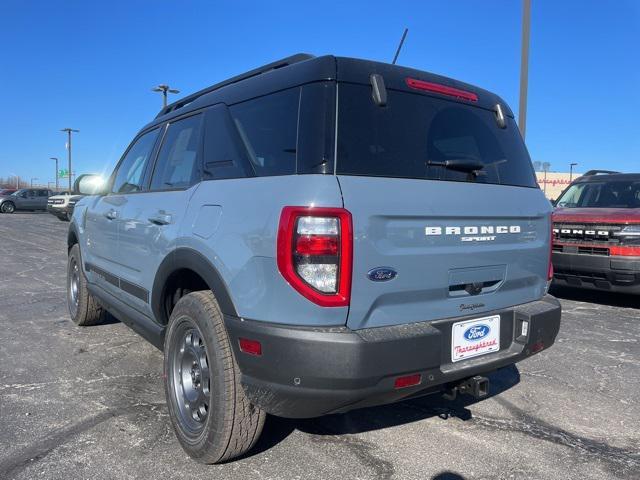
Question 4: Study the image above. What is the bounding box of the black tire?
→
[164,291,265,464]
[67,244,105,326]
[1,202,15,214]
[56,213,69,222]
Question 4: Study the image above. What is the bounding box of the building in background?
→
[535,171,581,200]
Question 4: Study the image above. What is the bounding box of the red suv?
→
[552,171,640,294]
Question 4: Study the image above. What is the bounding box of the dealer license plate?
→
[451,315,501,363]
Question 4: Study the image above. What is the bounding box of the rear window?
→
[556,180,640,208]
[336,84,537,188]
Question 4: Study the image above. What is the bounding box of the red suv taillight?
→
[548,222,554,281]
[277,206,352,307]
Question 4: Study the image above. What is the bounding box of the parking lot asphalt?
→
[0,212,638,480]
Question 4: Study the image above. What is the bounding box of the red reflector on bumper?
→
[239,338,262,356]
[531,341,544,353]
[394,373,422,389]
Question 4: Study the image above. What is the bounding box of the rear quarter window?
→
[229,88,300,177]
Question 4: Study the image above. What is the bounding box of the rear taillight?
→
[277,206,352,307]
[548,222,554,282]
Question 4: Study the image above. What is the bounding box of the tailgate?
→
[339,176,551,330]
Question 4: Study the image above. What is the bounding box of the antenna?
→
[392,28,409,65]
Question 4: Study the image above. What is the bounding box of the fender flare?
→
[152,248,238,324]
[67,222,80,250]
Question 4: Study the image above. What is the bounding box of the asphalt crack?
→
[305,422,396,479]
[0,402,165,479]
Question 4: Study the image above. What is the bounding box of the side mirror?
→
[74,174,107,195]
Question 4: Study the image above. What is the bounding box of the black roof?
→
[574,172,640,183]
[141,53,511,132]
[573,172,640,183]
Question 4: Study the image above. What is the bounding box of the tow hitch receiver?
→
[443,375,490,401]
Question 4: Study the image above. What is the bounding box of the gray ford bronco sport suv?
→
[67,54,561,463]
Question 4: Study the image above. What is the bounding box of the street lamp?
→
[569,162,578,182]
[30,177,38,187]
[518,0,531,138]
[152,84,180,108]
[61,128,79,192]
[50,157,59,191]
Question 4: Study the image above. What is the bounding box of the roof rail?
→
[583,169,620,176]
[156,53,315,118]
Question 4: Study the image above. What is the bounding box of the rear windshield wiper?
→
[426,158,485,173]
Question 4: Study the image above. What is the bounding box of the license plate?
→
[451,315,501,362]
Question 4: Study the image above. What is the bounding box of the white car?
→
[46,192,82,221]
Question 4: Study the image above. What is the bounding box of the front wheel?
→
[164,291,265,463]
[1,202,15,213]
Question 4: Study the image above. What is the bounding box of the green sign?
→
[58,169,69,178]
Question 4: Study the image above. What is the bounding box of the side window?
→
[297,82,336,175]
[112,129,159,193]
[150,115,203,190]
[229,88,299,176]
[202,105,252,180]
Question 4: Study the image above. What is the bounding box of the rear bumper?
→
[225,295,561,418]
[553,251,640,294]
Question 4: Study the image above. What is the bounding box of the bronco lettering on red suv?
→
[553,171,640,293]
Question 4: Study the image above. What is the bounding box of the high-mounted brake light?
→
[406,77,478,102]
[277,206,353,307]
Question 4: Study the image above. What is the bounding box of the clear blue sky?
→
[0,0,638,186]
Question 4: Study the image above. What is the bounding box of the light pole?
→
[61,128,79,192]
[50,157,59,191]
[152,84,180,108]
[569,162,578,182]
[518,0,531,138]
[30,177,38,187]
[542,162,551,195]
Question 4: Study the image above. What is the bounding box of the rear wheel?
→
[67,244,105,326]
[1,202,15,214]
[164,291,265,463]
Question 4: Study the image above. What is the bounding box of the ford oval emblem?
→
[463,324,490,342]
[367,267,397,282]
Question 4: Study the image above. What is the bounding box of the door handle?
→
[104,209,118,220]
[148,212,172,226]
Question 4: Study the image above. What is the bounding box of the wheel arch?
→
[67,224,79,249]
[152,248,238,326]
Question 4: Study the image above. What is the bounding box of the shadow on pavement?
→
[4,211,50,215]
[249,364,520,459]
[433,473,466,480]
[550,285,639,309]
